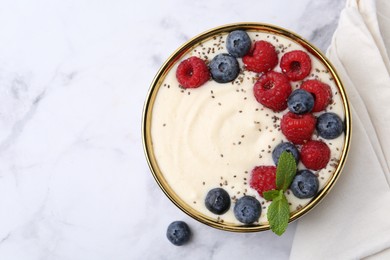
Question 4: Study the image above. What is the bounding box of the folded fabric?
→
[290,0,390,259]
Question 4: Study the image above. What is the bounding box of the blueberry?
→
[272,142,300,165]
[205,188,231,215]
[226,30,251,58]
[316,112,344,139]
[166,221,191,246]
[287,89,314,114]
[209,53,239,83]
[233,196,261,224]
[290,170,319,199]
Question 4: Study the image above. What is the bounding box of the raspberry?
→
[176,57,210,88]
[243,41,278,73]
[280,50,312,81]
[253,71,292,111]
[250,166,277,197]
[301,140,331,170]
[300,80,332,112]
[281,112,316,144]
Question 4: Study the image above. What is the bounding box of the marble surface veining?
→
[0,0,344,259]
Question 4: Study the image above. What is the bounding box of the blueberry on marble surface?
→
[209,53,239,83]
[166,221,191,246]
[205,188,231,215]
[233,196,261,224]
[316,112,344,139]
[272,142,300,165]
[287,89,315,114]
[290,170,319,199]
[226,30,251,57]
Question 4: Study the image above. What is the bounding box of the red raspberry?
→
[176,57,210,88]
[280,50,312,81]
[243,41,278,73]
[301,140,331,170]
[253,71,292,111]
[250,166,277,197]
[300,80,332,112]
[281,112,316,144]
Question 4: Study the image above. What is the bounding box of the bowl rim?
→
[142,22,352,232]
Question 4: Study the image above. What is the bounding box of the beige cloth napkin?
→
[290,0,390,259]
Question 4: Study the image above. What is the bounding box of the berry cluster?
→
[174,30,345,225]
[248,38,345,201]
[176,30,251,88]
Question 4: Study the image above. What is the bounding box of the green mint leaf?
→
[263,190,280,201]
[276,151,297,191]
[267,190,290,236]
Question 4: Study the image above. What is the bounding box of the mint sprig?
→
[263,190,280,201]
[266,151,297,236]
[276,152,297,191]
[267,190,290,236]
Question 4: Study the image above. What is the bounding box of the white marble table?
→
[0,0,345,259]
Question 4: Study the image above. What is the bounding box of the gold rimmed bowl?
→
[142,23,351,232]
